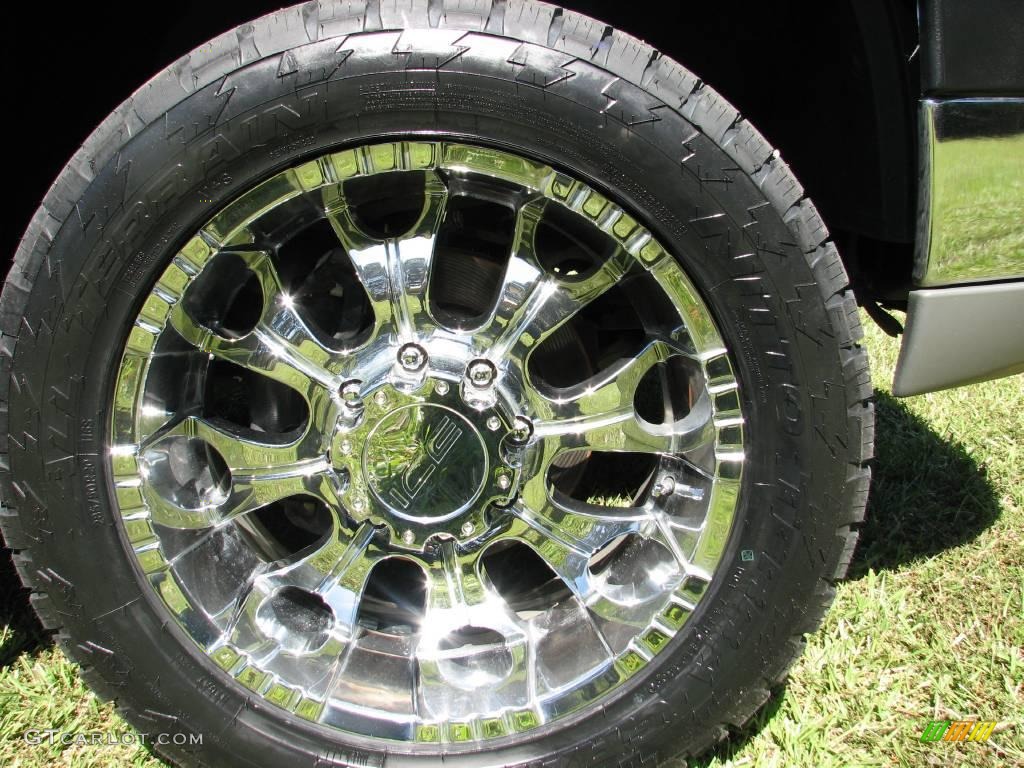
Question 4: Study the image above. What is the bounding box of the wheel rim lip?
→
[108,138,746,745]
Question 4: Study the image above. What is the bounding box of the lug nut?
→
[467,359,497,388]
[511,416,534,444]
[339,380,363,406]
[496,472,512,491]
[373,390,389,408]
[351,497,366,514]
[461,521,475,536]
[337,381,367,430]
[339,440,352,455]
[486,416,501,431]
[434,380,450,396]
[652,476,676,498]
[397,343,427,372]
[402,530,415,545]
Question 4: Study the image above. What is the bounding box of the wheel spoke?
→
[326,172,447,344]
[169,250,340,392]
[421,539,523,642]
[474,199,635,366]
[217,461,337,527]
[141,416,330,529]
[475,199,551,358]
[532,341,716,456]
[231,521,382,650]
[510,481,648,600]
[416,539,530,720]
[158,416,310,473]
[273,521,380,635]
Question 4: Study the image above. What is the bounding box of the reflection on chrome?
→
[916,97,1024,286]
[110,141,745,744]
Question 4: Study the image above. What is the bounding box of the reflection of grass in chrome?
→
[932,135,1024,281]
[587,494,634,508]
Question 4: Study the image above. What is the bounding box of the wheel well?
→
[6,1,921,306]
[569,0,919,304]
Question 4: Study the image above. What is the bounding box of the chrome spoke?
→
[140,416,328,529]
[215,462,337,528]
[474,198,551,358]
[229,521,381,653]
[510,477,649,599]
[151,415,311,473]
[417,539,530,721]
[533,341,716,457]
[421,539,524,642]
[169,250,340,392]
[327,172,448,345]
[475,198,635,365]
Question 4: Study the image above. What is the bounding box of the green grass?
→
[1,314,1021,766]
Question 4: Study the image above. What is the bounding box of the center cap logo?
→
[362,404,487,521]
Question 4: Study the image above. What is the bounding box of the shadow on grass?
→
[848,391,1002,579]
[0,531,47,668]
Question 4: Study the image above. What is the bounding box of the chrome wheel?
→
[110,141,744,744]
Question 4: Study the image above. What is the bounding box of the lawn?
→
[1,314,1021,767]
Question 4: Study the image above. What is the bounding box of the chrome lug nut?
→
[461,521,475,537]
[397,343,427,372]
[652,476,676,498]
[402,530,415,545]
[467,359,497,388]
[434,380,450,396]
[339,380,363,406]
[486,416,501,431]
[511,415,534,444]
[462,360,499,410]
[499,417,533,467]
[374,390,389,408]
[496,472,512,491]
[339,440,352,455]
[351,497,366,514]
[337,381,366,430]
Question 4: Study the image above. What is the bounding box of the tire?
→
[0,2,873,766]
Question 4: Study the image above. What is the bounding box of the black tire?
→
[0,2,873,766]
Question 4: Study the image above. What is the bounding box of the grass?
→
[1,314,1022,766]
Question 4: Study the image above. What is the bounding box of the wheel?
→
[0,2,873,766]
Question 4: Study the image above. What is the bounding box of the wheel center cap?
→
[362,404,488,522]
